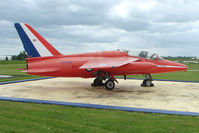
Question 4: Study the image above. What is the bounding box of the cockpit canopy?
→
[124,50,163,60]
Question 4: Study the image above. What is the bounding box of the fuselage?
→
[26,50,187,78]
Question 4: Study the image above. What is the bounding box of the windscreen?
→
[126,50,163,60]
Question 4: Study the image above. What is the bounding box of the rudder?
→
[14,23,62,57]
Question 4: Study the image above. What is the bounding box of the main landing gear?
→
[91,72,154,90]
[91,72,117,90]
[141,74,154,87]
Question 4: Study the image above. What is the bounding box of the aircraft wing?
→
[79,57,138,69]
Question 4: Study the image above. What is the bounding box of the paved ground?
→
[0,77,199,112]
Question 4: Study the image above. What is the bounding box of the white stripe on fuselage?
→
[157,65,186,68]
[20,23,52,57]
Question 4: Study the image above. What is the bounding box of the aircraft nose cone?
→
[156,60,187,73]
[167,60,187,71]
[172,61,188,71]
[181,63,188,71]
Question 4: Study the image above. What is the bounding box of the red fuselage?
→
[26,50,187,78]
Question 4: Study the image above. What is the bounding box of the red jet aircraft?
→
[14,23,187,90]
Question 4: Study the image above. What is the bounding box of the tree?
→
[5,56,8,61]
[11,51,28,60]
[11,55,17,60]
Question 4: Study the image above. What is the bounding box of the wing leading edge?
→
[79,57,138,69]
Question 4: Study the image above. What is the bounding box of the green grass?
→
[1,60,199,82]
[186,63,199,70]
[0,60,199,132]
[0,60,26,64]
[128,71,199,81]
[0,101,199,133]
[126,63,199,81]
[164,58,199,62]
[0,60,42,82]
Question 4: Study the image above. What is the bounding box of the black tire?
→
[151,83,154,87]
[145,79,152,87]
[91,78,99,87]
[141,79,154,87]
[105,80,115,90]
[141,83,145,87]
[91,83,97,87]
[94,78,100,85]
[141,79,147,87]
[91,78,104,87]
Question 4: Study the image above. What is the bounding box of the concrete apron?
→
[0,77,199,113]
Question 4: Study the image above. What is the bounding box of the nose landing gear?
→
[141,74,154,87]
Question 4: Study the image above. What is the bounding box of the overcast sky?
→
[0,0,199,56]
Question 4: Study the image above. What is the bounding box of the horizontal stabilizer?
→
[25,68,60,73]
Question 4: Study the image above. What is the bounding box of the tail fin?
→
[14,23,62,57]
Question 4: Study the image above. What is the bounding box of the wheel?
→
[141,79,147,87]
[141,83,145,87]
[151,83,154,87]
[94,78,100,85]
[91,77,104,87]
[145,79,151,87]
[105,79,115,90]
[141,79,154,87]
[91,78,99,87]
[91,83,97,87]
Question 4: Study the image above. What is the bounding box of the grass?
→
[125,63,199,81]
[0,60,42,82]
[128,71,199,81]
[0,60,199,82]
[0,60,199,132]
[0,60,26,64]
[0,101,199,133]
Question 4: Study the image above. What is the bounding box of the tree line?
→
[10,51,198,60]
[11,51,28,60]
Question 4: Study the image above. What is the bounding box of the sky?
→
[0,0,199,56]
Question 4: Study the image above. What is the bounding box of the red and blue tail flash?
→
[14,23,62,57]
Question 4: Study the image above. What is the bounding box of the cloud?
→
[0,0,198,56]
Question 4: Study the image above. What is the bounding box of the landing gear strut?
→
[141,74,154,87]
[91,71,116,90]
